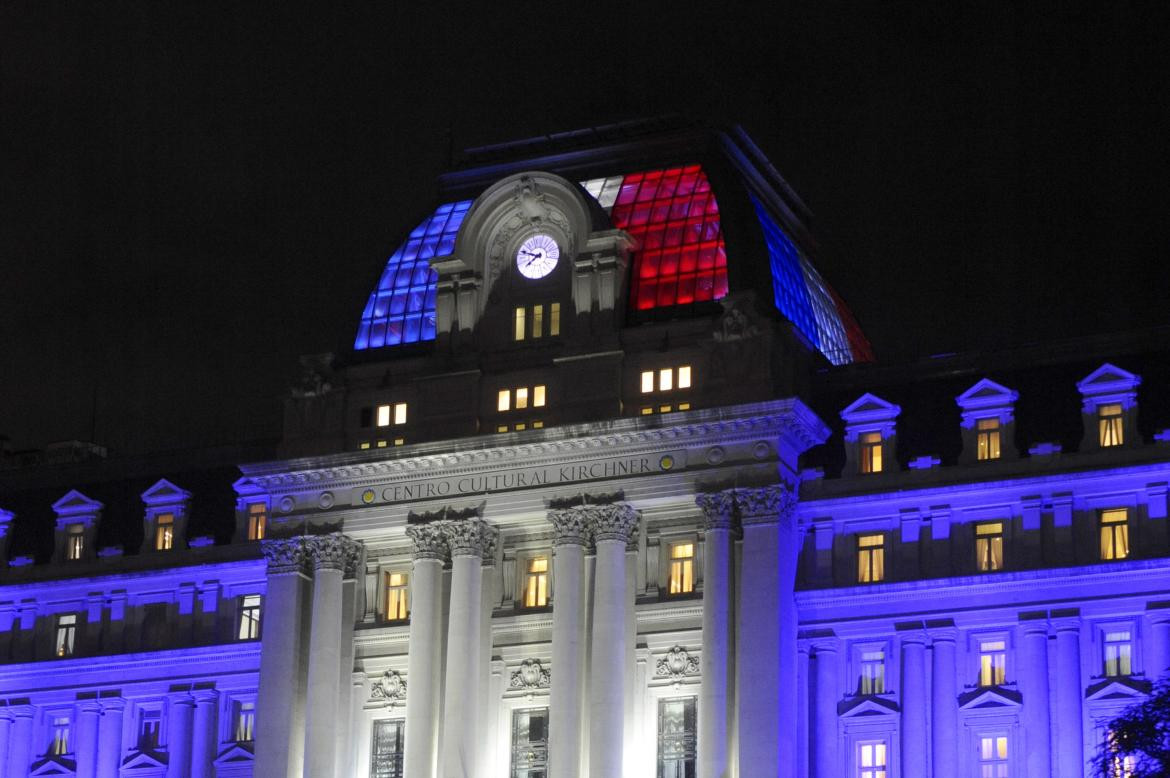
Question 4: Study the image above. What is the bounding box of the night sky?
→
[2,3,1169,456]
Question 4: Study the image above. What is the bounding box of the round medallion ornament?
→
[515,234,560,279]
[319,491,335,509]
[278,495,296,513]
[659,455,675,471]
[361,489,376,505]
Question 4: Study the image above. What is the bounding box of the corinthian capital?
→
[261,537,308,575]
[480,522,500,564]
[306,533,363,573]
[587,503,640,545]
[695,490,737,531]
[406,523,448,562]
[442,518,494,558]
[548,506,591,547]
[734,484,795,526]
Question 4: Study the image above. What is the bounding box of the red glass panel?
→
[612,166,729,311]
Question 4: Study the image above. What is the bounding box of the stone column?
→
[190,689,219,778]
[404,523,447,778]
[7,705,32,778]
[735,485,797,775]
[1146,612,1170,680]
[441,519,493,778]
[548,507,591,778]
[812,640,839,778]
[97,698,125,778]
[303,533,362,778]
[477,534,499,778]
[1052,618,1085,778]
[76,700,102,778]
[695,491,736,778]
[929,628,959,778]
[796,642,810,778]
[336,555,362,778]
[254,538,311,778]
[588,503,640,778]
[166,694,194,778]
[899,633,928,778]
[1017,619,1052,777]
[0,711,11,778]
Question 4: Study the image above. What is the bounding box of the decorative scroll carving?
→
[734,484,795,526]
[306,533,363,572]
[509,658,550,698]
[695,490,737,531]
[587,503,640,545]
[548,507,591,547]
[369,670,407,705]
[261,538,308,575]
[655,646,700,687]
[405,523,448,562]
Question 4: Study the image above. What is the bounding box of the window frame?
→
[859,431,883,474]
[370,717,406,778]
[855,738,889,778]
[975,521,1006,572]
[656,695,698,778]
[854,644,887,696]
[246,502,268,541]
[1098,402,1124,447]
[974,635,1009,688]
[975,417,1002,461]
[520,555,550,610]
[383,569,410,623]
[976,732,1010,778]
[666,540,696,597]
[856,533,885,584]
[55,613,78,658]
[65,523,85,561]
[154,512,175,551]
[509,706,549,778]
[1099,508,1130,561]
[237,594,262,641]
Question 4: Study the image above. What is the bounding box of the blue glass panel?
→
[800,259,854,366]
[750,194,820,348]
[354,199,473,350]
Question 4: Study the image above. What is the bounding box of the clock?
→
[515,234,560,280]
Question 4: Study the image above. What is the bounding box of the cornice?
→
[241,399,827,492]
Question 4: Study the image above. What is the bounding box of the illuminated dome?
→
[354,119,872,365]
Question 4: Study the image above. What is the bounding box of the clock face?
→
[515,234,560,280]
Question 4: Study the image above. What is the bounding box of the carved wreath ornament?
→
[369,670,407,706]
[655,646,700,688]
[509,658,551,699]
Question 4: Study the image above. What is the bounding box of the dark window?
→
[657,697,697,778]
[370,719,405,778]
[510,707,548,778]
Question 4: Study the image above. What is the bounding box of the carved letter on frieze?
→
[369,670,407,706]
[405,523,448,562]
[261,537,308,575]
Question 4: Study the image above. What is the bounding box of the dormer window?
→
[1098,403,1123,447]
[247,503,267,541]
[65,524,84,561]
[155,513,174,551]
[976,418,1001,460]
[514,303,561,341]
[859,432,883,474]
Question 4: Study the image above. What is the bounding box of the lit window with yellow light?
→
[385,571,409,622]
[857,534,884,583]
[514,307,526,341]
[975,522,1004,572]
[533,386,546,407]
[1104,630,1133,677]
[857,741,887,778]
[979,735,1008,776]
[979,640,1006,686]
[376,402,407,427]
[516,387,529,410]
[1099,403,1124,447]
[976,417,1001,460]
[859,432,883,474]
[155,513,174,551]
[532,305,544,338]
[523,556,549,608]
[668,542,695,595]
[549,302,561,336]
[1100,508,1129,560]
[247,503,267,541]
[66,524,84,561]
[859,650,885,694]
[498,390,511,412]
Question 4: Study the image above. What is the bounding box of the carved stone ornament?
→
[405,523,448,562]
[734,484,796,526]
[548,506,591,547]
[714,303,762,342]
[368,670,407,705]
[306,533,363,572]
[655,646,700,687]
[261,538,308,575]
[442,518,494,558]
[509,659,551,699]
[587,503,640,545]
[695,490,737,531]
[479,522,500,564]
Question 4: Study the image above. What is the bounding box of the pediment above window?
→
[955,378,1019,424]
[958,686,1023,710]
[140,478,192,507]
[120,750,167,771]
[841,393,901,424]
[838,695,900,717]
[1077,363,1141,397]
[51,489,103,520]
[1085,676,1151,701]
[29,756,76,776]
[214,743,255,764]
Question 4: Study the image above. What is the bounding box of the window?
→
[668,542,695,595]
[510,707,548,778]
[978,735,1009,778]
[640,366,693,394]
[385,572,409,622]
[155,513,174,551]
[523,557,549,609]
[1107,730,1137,778]
[247,503,267,541]
[859,650,885,694]
[376,402,408,427]
[859,432,882,474]
[1104,630,1133,677]
[55,614,77,657]
[657,697,697,778]
[498,386,547,414]
[238,595,262,640]
[979,640,1007,687]
[513,304,561,341]
[50,716,70,756]
[66,523,84,561]
[233,701,256,743]
[1101,509,1129,560]
[975,522,1004,572]
[137,709,161,749]
[857,534,884,583]
[976,417,1002,460]
[857,741,887,778]
[1098,403,1124,447]
[370,718,405,778]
